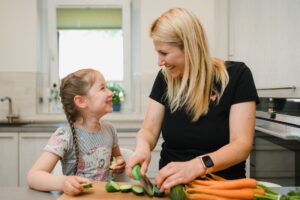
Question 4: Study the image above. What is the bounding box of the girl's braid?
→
[59,68,96,175]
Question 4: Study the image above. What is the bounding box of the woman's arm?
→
[126,98,165,176]
[209,101,256,172]
[27,151,89,195]
[155,101,256,191]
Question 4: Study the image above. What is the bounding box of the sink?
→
[0,122,29,127]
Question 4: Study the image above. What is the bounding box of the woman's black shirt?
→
[149,61,259,179]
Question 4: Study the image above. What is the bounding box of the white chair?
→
[114,147,135,182]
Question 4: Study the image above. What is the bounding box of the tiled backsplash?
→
[0,72,37,121]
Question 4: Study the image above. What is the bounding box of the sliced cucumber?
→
[131,164,142,180]
[132,185,144,196]
[120,184,132,193]
[105,180,120,192]
[153,185,165,197]
[81,183,93,189]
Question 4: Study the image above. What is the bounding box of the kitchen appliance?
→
[251,97,300,186]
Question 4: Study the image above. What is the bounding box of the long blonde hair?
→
[59,68,97,173]
[150,8,229,121]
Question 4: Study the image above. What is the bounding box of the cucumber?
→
[153,185,165,197]
[105,180,120,192]
[132,185,144,196]
[170,184,186,200]
[81,183,93,189]
[120,184,132,193]
[131,164,142,180]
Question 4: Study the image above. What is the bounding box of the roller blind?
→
[57,8,122,29]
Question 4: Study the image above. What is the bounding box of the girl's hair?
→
[150,7,229,121]
[59,68,97,173]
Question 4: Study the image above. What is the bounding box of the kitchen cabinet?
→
[19,132,52,186]
[0,132,18,186]
[216,0,300,97]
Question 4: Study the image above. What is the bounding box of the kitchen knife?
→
[140,174,154,197]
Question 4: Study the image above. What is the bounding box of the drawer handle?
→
[0,136,14,139]
[21,136,50,139]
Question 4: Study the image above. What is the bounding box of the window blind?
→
[56,8,122,29]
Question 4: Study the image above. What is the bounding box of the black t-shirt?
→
[149,61,259,179]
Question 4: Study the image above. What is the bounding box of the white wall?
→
[0,0,216,121]
[139,0,216,113]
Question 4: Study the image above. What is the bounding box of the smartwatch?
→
[199,155,214,174]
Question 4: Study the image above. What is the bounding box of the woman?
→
[126,8,259,191]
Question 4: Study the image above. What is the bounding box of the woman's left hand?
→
[155,158,205,191]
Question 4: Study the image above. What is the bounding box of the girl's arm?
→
[126,98,165,177]
[27,151,89,195]
[155,101,256,191]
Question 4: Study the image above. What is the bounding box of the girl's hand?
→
[125,147,151,178]
[155,158,205,192]
[112,156,126,174]
[62,176,90,196]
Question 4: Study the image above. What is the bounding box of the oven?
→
[250,97,300,186]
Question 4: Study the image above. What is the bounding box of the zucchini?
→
[119,184,132,193]
[132,185,144,196]
[170,184,186,200]
[131,164,142,180]
[81,183,93,189]
[105,180,120,192]
[153,185,165,197]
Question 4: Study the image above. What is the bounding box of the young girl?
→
[27,68,125,196]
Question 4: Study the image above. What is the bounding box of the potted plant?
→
[107,82,125,112]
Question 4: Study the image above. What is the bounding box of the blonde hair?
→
[59,68,97,173]
[150,8,229,121]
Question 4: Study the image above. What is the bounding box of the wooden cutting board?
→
[58,182,169,200]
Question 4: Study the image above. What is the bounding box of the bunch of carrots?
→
[184,175,279,200]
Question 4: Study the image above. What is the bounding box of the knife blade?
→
[140,174,154,197]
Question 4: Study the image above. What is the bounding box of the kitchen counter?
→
[0,187,60,200]
[0,120,141,133]
[0,186,298,200]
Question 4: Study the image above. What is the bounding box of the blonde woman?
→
[126,8,259,191]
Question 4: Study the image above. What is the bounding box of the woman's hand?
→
[112,156,126,174]
[62,176,90,196]
[125,147,151,178]
[155,158,205,192]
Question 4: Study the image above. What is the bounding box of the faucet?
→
[0,96,19,123]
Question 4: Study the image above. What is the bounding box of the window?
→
[37,0,132,113]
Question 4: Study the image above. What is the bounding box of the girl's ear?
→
[74,95,87,109]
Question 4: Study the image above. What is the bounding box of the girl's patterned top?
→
[44,121,118,181]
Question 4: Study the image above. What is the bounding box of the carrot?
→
[186,193,245,200]
[204,178,257,189]
[185,187,260,199]
[189,179,217,186]
[208,173,227,181]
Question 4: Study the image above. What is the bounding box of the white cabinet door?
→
[228,0,300,97]
[0,133,18,186]
[19,132,52,186]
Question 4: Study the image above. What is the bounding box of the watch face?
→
[202,155,214,168]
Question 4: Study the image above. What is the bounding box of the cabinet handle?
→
[21,136,50,139]
[257,86,296,91]
[0,136,14,139]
